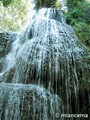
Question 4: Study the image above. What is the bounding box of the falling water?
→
[0,1,90,120]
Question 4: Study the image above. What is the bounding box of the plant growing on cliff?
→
[66,0,90,48]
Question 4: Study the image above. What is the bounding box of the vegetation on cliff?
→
[66,0,90,48]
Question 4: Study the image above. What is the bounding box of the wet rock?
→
[49,9,66,23]
[0,8,90,118]
[0,32,17,57]
[0,83,62,120]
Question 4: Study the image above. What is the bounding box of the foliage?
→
[66,0,90,48]
[34,0,61,9]
[74,22,90,46]
[66,0,83,25]
[0,0,31,32]
[82,2,90,24]
[0,0,12,7]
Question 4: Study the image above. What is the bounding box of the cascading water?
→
[0,1,90,120]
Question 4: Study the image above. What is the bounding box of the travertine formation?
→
[0,8,90,120]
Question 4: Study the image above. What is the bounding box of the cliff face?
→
[0,32,17,57]
[0,83,61,120]
[0,32,17,72]
[0,8,90,120]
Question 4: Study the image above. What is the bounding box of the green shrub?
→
[0,0,12,7]
[74,22,90,46]
[66,0,90,48]
[34,0,58,9]
[82,3,90,24]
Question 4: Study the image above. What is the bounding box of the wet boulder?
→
[0,83,62,120]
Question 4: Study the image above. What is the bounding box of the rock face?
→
[0,32,17,72]
[0,83,61,120]
[0,8,90,120]
[0,32,17,57]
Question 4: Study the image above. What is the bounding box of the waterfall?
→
[0,1,90,120]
